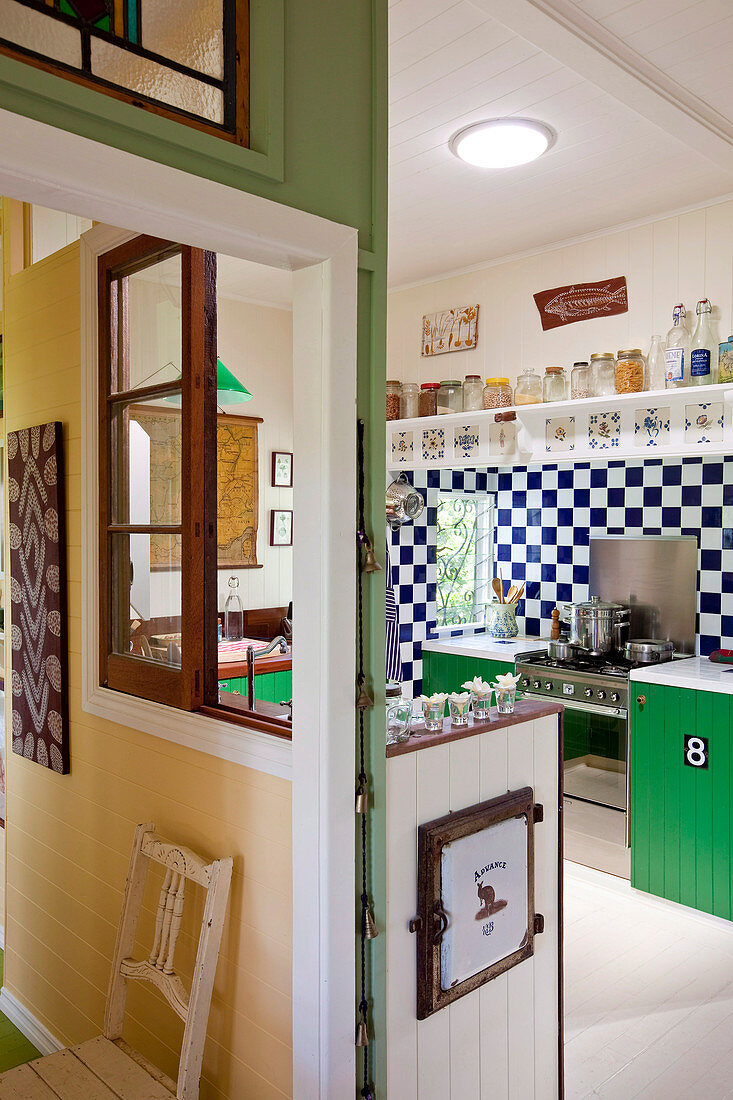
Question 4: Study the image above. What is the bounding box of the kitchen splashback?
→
[390,457,733,698]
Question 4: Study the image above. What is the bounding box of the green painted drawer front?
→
[631,683,733,921]
[422,649,513,696]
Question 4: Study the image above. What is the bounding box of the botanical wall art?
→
[270,510,293,547]
[533,276,628,331]
[8,422,69,774]
[422,305,479,357]
[129,407,261,569]
[271,451,293,487]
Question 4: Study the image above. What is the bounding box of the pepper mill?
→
[550,608,560,641]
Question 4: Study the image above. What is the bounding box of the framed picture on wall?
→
[412,787,540,1019]
[270,509,293,546]
[272,450,293,487]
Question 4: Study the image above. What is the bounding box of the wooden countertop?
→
[218,649,292,679]
[386,698,563,757]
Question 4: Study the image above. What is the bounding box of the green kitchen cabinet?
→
[631,683,733,921]
[422,649,514,696]
[220,671,293,705]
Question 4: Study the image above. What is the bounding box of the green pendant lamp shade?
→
[216,358,252,403]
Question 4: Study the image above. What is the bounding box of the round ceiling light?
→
[449,118,555,169]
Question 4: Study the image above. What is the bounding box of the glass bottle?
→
[542,366,569,402]
[399,382,419,418]
[462,374,484,411]
[224,576,243,641]
[690,299,716,386]
[386,379,401,420]
[570,361,591,399]
[514,367,542,405]
[665,304,690,388]
[645,336,666,391]
[437,379,463,413]
[386,681,411,745]
[590,352,616,396]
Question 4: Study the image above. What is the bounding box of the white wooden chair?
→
[0,822,233,1100]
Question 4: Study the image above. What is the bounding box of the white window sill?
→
[83,683,293,780]
[430,622,486,638]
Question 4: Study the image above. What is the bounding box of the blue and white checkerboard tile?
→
[391,457,733,700]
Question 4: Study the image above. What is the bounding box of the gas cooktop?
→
[518,650,638,678]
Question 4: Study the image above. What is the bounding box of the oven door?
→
[561,696,628,815]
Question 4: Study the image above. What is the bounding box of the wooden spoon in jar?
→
[505,585,519,604]
[492,576,504,603]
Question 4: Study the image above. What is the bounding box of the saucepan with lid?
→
[561,596,630,656]
[623,639,674,664]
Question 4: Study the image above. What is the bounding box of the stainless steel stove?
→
[516,649,649,879]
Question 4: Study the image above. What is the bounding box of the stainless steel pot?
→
[561,596,630,656]
[623,639,674,664]
[547,639,581,661]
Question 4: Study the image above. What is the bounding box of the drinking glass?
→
[422,699,445,732]
[448,696,471,727]
[495,686,516,714]
[472,693,493,721]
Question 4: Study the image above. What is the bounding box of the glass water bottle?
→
[665,304,690,388]
[690,299,716,386]
[224,576,244,641]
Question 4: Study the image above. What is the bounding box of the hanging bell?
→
[355,781,368,815]
[355,1010,369,1048]
[356,678,374,710]
[364,904,379,940]
[362,538,382,575]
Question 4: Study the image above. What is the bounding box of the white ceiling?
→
[388,0,733,287]
[216,253,293,309]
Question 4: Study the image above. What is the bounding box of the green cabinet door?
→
[631,683,733,921]
[422,649,514,696]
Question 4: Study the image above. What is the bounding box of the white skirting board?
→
[0,924,4,951]
[0,987,64,1056]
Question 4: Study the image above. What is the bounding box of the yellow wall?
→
[2,227,294,1099]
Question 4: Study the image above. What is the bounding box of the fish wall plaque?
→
[533,276,628,331]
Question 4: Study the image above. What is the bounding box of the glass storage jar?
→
[399,382,419,418]
[514,367,543,405]
[386,379,401,421]
[483,377,513,409]
[543,366,569,402]
[570,361,591,399]
[616,349,645,394]
[590,352,616,396]
[438,379,462,413]
[462,374,484,411]
[386,681,411,745]
[419,382,439,417]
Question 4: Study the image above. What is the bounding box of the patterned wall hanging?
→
[8,422,69,774]
[533,276,628,331]
[422,305,479,356]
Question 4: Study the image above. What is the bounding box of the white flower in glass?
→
[462,676,492,698]
[449,691,471,704]
[493,671,520,691]
[420,693,448,705]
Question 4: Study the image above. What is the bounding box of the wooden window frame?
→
[0,0,249,147]
[98,235,217,711]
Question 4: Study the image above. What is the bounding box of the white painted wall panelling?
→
[387,197,733,390]
[386,715,561,1098]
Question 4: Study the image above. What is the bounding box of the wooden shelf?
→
[387,381,733,471]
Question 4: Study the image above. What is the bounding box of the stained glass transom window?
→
[0,0,248,142]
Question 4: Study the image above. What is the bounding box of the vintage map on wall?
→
[130,408,260,569]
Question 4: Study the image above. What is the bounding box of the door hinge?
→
[533,803,544,823]
[534,913,545,935]
[408,916,422,934]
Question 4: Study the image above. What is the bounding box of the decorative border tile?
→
[685,402,724,444]
[453,423,481,460]
[545,416,575,453]
[588,411,621,450]
[391,430,414,463]
[421,427,445,461]
[489,420,517,457]
[634,407,670,448]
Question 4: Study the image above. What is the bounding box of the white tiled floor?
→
[565,862,733,1099]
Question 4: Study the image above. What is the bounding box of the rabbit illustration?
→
[476,880,495,919]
